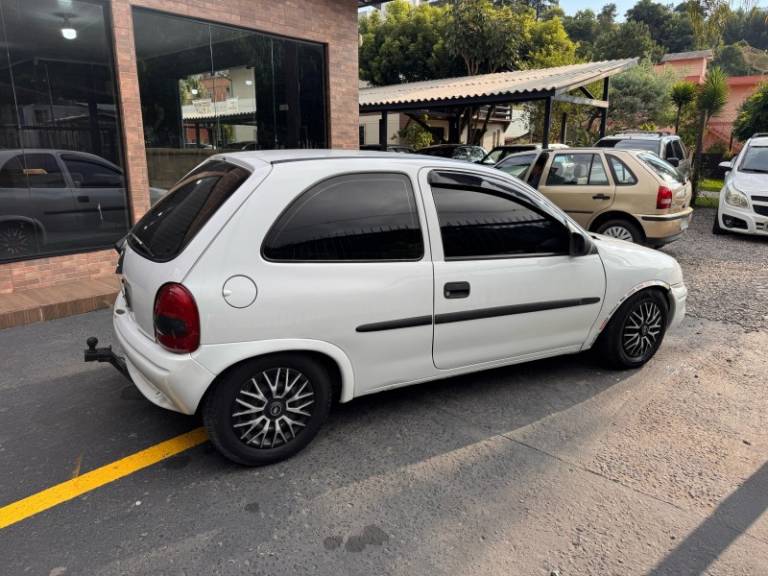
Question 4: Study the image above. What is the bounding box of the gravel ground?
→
[662,207,768,332]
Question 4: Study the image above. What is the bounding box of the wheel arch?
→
[0,215,47,244]
[193,339,355,414]
[588,211,646,242]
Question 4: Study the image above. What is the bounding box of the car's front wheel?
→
[595,289,669,369]
[594,218,644,244]
[0,221,36,259]
[203,354,332,466]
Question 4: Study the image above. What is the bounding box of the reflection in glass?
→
[0,0,128,262]
[133,9,327,192]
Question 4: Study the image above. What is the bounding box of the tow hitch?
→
[84,336,131,381]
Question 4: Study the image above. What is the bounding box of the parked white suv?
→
[714,133,768,236]
[87,151,687,466]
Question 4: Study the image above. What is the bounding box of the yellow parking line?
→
[0,427,208,530]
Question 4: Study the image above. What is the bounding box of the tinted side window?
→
[497,153,536,179]
[264,173,423,261]
[607,155,638,185]
[130,160,250,261]
[431,179,569,259]
[672,141,685,159]
[0,155,27,188]
[547,154,607,186]
[62,156,124,188]
[23,154,65,188]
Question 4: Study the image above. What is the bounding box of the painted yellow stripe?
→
[0,427,207,530]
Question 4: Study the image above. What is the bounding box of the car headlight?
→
[724,183,749,209]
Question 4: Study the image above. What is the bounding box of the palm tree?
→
[692,67,728,202]
[671,81,697,134]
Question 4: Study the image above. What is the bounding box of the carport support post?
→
[542,97,553,150]
[599,77,610,138]
[560,112,568,144]
[379,111,388,149]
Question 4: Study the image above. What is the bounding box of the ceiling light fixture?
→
[56,13,77,40]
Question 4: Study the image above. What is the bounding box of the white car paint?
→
[717,135,768,236]
[114,150,687,416]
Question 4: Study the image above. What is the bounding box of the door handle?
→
[444,281,470,299]
[592,193,610,200]
[77,195,90,203]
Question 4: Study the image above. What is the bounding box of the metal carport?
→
[359,59,638,149]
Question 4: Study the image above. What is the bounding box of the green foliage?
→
[562,9,600,59]
[593,20,664,62]
[446,0,534,75]
[607,63,675,129]
[696,66,729,118]
[723,7,768,51]
[398,118,434,149]
[524,17,577,68]
[671,80,697,132]
[733,82,768,142]
[712,43,754,76]
[625,0,695,54]
[359,0,461,86]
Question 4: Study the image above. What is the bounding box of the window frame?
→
[427,169,572,262]
[261,171,427,264]
[545,152,611,187]
[606,154,638,186]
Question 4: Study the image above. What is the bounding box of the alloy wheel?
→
[231,367,315,449]
[0,223,34,258]
[622,300,663,360]
[602,225,634,242]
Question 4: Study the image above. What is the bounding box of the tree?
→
[607,62,675,130]
[671,81,697,133]
[359,0,461,86]
[733,82,768,142]
[692,67,728,199]
[625,0,695,54]
[524,17,578,68]
[598,3,617,27]
[723,7,768,51]
[593,20,664,62]
[563,9,600,59]
[446,0,534,76]
[712,42,754,76]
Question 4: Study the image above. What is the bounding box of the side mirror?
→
[667,157,680,167]
[719,160,733,170]
[569,230,589,256]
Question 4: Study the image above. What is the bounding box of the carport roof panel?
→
[360,59,637,110]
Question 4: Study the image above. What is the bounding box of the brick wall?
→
[0,0,359,295]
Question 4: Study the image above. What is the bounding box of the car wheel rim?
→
[602,225,634,242]
[622,301,663,360]
[0,224,33,257]
[231,367,315,449]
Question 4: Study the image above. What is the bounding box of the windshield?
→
[496,153,537,178]
[739,146,768,173]
[610,139,661,153]
[638,152,685,184]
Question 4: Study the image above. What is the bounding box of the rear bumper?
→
[639,208,694,243]
[719,202,768,236]
[112,292,215,415]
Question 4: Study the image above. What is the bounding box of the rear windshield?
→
[638,152,685,184]
[128,160,250,262]
[602,139,660,153]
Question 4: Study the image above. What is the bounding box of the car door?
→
[60,153,130,244]
[420,168,606,370]
[537,152,615,228]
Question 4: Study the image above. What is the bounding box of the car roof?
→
[748,136,768,146]
[212,148,501,172]
[604,133,675,141]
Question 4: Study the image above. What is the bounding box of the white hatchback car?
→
[85,151,687,466]
[714,133,768,236]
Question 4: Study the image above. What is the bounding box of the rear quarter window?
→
[128,160,250,262]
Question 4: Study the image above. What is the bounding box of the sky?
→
[558,0,768,19]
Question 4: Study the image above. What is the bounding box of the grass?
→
[695,195,719,208]
[700,178,724,192]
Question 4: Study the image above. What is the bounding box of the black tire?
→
[203,354,332,466]
[594,290,669,370]
[712,210,726,235]
[0,221,36,259]
[594,218,644,244]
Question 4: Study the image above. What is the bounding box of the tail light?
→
[153,283,200,353]
[656,186,673,209]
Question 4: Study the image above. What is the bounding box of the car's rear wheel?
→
[595,290,669,369]
[595,218,644,244]
[203,354,332,466]
[0,221,36,259]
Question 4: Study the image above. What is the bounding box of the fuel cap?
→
[222,275,258,309]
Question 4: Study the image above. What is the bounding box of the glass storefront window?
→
[0,0,129,262]
[133,9,327,194]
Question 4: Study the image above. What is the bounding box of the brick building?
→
[0,0,361,298]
